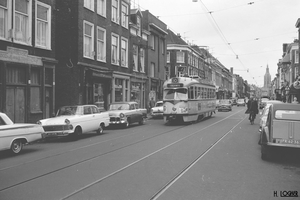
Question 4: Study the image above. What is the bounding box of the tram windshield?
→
[163,88,188,100]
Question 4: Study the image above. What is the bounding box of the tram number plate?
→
[277,139,300,145]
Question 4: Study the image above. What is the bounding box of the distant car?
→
[260,103,300,160]
[218,99,232,111]
[151,101,164,118]
[231,99,237,106]
[259,98,270,109]
[38,105,110,140]
[0,112,43,154]
[258,100,282,133]
[236,99,246,106]
[106,102,147,127]
[216,100,220,109]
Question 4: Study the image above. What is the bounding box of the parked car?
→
[236,99,246,106]
[258,100,282,133]
[231,99,237,106]
[260,103,300,160]
[38,105,110,140]
[106,102,147,127]
[259,97,270,109]
[218,99,232,111]
[150,101,164,118]
[0,112,44,154]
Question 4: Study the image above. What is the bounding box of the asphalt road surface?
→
[0,106,299,200]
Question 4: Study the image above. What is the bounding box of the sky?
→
[130,0,299,87]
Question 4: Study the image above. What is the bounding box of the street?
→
[0,106,300,200]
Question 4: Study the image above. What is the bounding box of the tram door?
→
[6,87,25,122]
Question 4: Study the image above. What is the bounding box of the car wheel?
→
[97,123,104,134]
[70,127,81,141]
[139,117,146,125]
[11,139,23,154]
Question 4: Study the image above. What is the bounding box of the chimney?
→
[230,67,233,74]
[177,33,181,38]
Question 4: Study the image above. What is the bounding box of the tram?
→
[163,76,216,123]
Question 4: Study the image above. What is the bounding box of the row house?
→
[55,1,168,112]
[166,29,206,80]
[0,0,57,123]
[277,40,299,102]
[55,0,131,112]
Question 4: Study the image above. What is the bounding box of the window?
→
[295,50,299,64]
[30,68,41,112]
[14,0,32,45]
[149,34,155,50]
[111,0,119,23]
[121,3,128,28]
[150,63,155,77]
[140,48,145,72]
[161,39,165,54]
[83,21,94,59]
[176,51,185,63]
[133,45,138,71]
[167,51,170,63]
[6,67,26,84]
[84,0,94,11]
[97,27,106,61]
[35,1,51,49]
[111,33,119,65]
[97,0,106,17]
[121,38,128,67]
[0,0,9,40]
[136,16,141,36]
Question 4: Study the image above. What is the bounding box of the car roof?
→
[110,102,137,104]
[271,103,300,111]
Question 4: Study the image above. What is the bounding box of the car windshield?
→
[109,104,130,110]
[275,110,300,121]
[155,102,163,107]
[163,88,188,100]
[57,106,80,116]
[220,100,230,104]
[0,114,14,125]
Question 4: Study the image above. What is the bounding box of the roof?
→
[272,103,300,111]
[166,29,188,45]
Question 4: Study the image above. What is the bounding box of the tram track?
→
[0,110,245,199]
[0,121,191,192]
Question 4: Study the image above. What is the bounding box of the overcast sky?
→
[131,0,299,87]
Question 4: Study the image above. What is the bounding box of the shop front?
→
[112,72,131,103]
[0,47,56,123]
[85,68,112,111]
[130,79,146,109]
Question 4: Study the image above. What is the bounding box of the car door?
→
[134,103,142,122]
[82,106,94,132]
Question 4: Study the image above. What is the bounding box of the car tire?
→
[139,117,146,125]
[97,123,104,134]
[70,127,81,141]
[11,139,23,154]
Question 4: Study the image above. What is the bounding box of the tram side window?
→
[196,87,201,99]
[189,86,195,99]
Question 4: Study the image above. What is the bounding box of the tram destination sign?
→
[167,83,184,88]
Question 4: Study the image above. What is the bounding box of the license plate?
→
[276,139,300,145]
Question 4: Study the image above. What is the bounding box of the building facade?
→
[0,0,57,123]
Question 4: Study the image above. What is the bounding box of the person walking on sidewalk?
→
[247,97,259,125]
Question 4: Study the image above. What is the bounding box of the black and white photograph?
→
[0,0,300,199]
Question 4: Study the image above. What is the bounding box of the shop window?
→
[6,67,26,84]
[115,78,123,102]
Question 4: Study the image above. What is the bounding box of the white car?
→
[38,105,110,140]
[151,101,164,118]
[0,112,44,154]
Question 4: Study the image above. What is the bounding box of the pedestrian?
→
[148,97,155,112]
[247,97,259,125]
[292,97,298,104]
